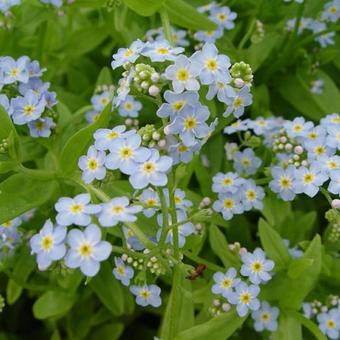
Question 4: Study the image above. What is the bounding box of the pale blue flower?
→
[105,133,150,175]
[191,43,231,85]
[98,196,142,227]
[112,67,134,107]
[212,268,240,298]
[139,188,160,217]
[0,56,29,84]
[224,86,252,118]
[317,308,340,339]
[113,257,134,286]
[212,172,244,194]
[320,113,340,132]
[213,192,244,220]
[0,94,11,115]
[43,91,57,109]
[18,77,49,97]
[251,301,279,332]
[283,239,304,258]
[65,224,112,277]
[28,117,55,138]
[30,219,66,270]
[284,117,313,138]
[306,138,335,160]
[118,95,142,118]
[78,146,106,184]
[157,90,199,120]
[206,79,235,103]
[11,90,46,125]
[295,164,328,197]
[0,217,22,233]
[141,40,184,62]
[27,60,45,78]
[328,170,340,194]
[322,0,340,22]
[241,180,265,211]
[168,140,201,165]
[166,104,210,146]
[233,148,262,175]
[240,248,275,284]
[164,55,200,93]
[224,119,249,134]
[94,125,133,151]
[194,27,224,43]
[269,165,298,201]
[130,284,162,307]
[85,110,100,123]
[163,188,192,210]
[55,193,101,226]
[210,6,237,29]
[326,126,340,149]
[91,91,113,112]
[228,282,260,317]
[111,39,146,69]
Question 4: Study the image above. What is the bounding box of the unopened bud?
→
[149,85,160,96]
[294,146,304,155]
[234,78,244,88]
[151,72,160,82]
[332,199,340,209]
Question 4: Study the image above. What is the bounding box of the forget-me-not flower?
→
[130,284,162,307]
[112,257,134,286]
[78,146,106,184]
[251,301,279,332]
[212,268,240,298]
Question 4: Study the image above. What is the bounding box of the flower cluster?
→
[0,56,57,137]
[0,0,20,14]
[211,247,279,332]
[286,0,339,48]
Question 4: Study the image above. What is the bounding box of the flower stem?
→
[159,8,173,45]
[168,172,180,260]
[157,187,170,246]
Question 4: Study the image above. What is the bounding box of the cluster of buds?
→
[228,242,247,256]
[125,118,139,129]
[122,253,144,271]
[138,124,166,148]
[230,62,253,88]
[131,63,161,97]
[251,20,265,44]
[209,298,231,316]
[0,13,13,30]
[327,295,340,308]
[95,84,115,94]
[146,256,166,276]
[327,223,340,243]
[0,138,8,153]
[310,299,328,314]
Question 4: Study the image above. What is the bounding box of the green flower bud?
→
[231,62,253,86]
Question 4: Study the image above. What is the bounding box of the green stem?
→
[111,245,145,259]
[320,187,333,206]
[159,8,173,45]
[168,172,180,260]
[86,184,111,202]
[238,18,256,49]
[157,187,170,246]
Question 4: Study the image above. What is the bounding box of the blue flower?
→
[0,217,22,233]
[224,86,252,118]
[213,192,244,220]
[210,6,237,29]
[27,59,45,78]
[113,257,134,286]
[30,219,66,270]
[0,56,29,84]
[11,90,46,125]
[78,146,106,184]
[118,95,142,118]
[44,91,57,109]
[94,125,133,151]
[105,133,151,175]
[251,301,279,332]
[240,180,265,211]
[55,193,101,226]
[194,27,224,43]
[142,40,184,62]
[283,239,304,258]
[168,140,201,165]
[91,91,113,112]
[164,55,200,93]
[111,39,146,69]
[228,282,260,317]
[65,224,112,277]
[139,188,160,217]
[240,248,275,284]
[130,284,162,307]
[317,308,340,339]
[306,138,335,160]
[163,188,193,210]
[192,43,231,85]
[206,80,235,104]
[166,104,210,146]
[328,170,340,194]
[211,268,240,298]
[98,196,142,227]
[233,148,262,175]
[322,1,340,22]
[129,149,173,189]
[212,172,244,194]
[269,165,298,201]
[295,164,328,197]
[28,117,55,138]
[112,67,134,107]
[321,113,340,131]
[284,117,313,138]
[326,126,340,150]
[0,94,11,115]
[157,90,199,120]
[85,110,100,123]
[224,119,249,135]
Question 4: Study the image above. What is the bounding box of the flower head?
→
[212,268,240,298]
[130,284,162,307]
[251,301,279,332]
[113,257,134,286]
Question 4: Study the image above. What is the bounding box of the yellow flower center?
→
[308,132,317,140]
[143,162,156,174]
[2,221,12,228]
[119,147,133,159]
[234,97,244,108]
[331,116,340,123]
[124,49,134,57]
[206,58,218,71]
[146,198,157,206]
[279,176,292,189]
[35,121,45,130]
[241,158,251,167]
[328,161,337,169]
[292,124,303,132]
[303,173,315,184]
[246,190,257,201]
[87,159,98,171]
[41,235,54,251]
[70,203,84,214]
[107,131,119,140]
[176,69,189,81]
[79,243,93,257]
[100,97,109,105]
[217,81,224,89]
[252,261,263,273]
[10,68,19,77]
[172,100,185,112]
[178,145,188,152]
[111,205,125,214]
[117,266,125,275]
[314,146,325,156]
[23,105,35,116]
[222,278,231,288]
[140,289,151,300]
[223,198,234,209]
[223,178,233,186]
[184,116,196,129]
[175,196,182,204]
[240,292,251,304]
[330,6,337,14]
[260,312,270,322]
[124,102,133,111]
[157,47,169,55]
[218,13,226,21]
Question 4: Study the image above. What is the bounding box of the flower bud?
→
[152,131,160,141]
[294,145,304,155]
[149,85,160,96]
[157,139,166,148]
[151,72,160,82]
[234,78,244,88]
[332,199,340,209]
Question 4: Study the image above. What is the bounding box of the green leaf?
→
[175,309,246,340]
[273,313,302,340]
[96,67,113,87]
[164,0,216,31]
[262,192,292,227]
[209,224,240,268]
[287,258,314,279]
[33,291,76,320]
[89,323,124,340]
[0,106,15,141]
[0,174,56,224]
[160,264,194,340]
[89,262,125,316]
[258,218,291,269]
[123,0,165,16]
[59,104,112,175]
